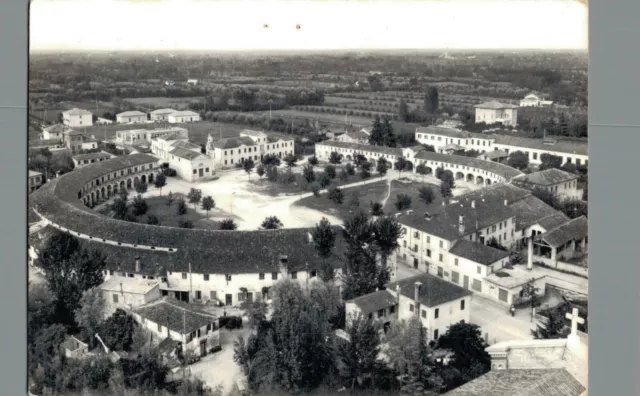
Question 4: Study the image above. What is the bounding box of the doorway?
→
[225,294,232,306]
[198,168,204,177]
[199,341,207,357]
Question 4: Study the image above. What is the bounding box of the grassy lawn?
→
[99,194,221,230]
[294,177,444,221]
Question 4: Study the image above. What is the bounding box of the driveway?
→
[470,294,538,344]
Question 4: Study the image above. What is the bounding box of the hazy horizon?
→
[30,0,588,52]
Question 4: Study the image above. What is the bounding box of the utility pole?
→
[189,262,193,302]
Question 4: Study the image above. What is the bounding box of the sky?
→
[29,0,588,52]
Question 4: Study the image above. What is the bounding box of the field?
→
[29,100,116,123]
[73,121,249,145]
[98,194,221,230]
[259,109,378,128]
[294,178,444,221]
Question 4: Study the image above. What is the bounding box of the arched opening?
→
[101,187,106,199]
[134,176,140,186]
[486,179,492,185]
[107,185,112,197]
[113,184,118,195]
[141,175,147,183]
[120,180,126,189]
[455,172,464,180]
[149,173,154,183]
[425,167,433,175]
[126,178,132,189]
[405,161,414,171]
[346,155,352,161]
[467,174,474,182]
[476,175,484,185]
[96,189,102,201]
[91,191,96,203]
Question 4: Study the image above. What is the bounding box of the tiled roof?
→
[99,277,159,294]
[170,140,201,151]
[347,290,397,315]
[73,152,112,161]
[133,297,217,334]
[479,150,509,160]
[513,168,578,187]
[443,368,585,396]
[169,147,204,160]
[117,111,147,117]
[387,273,472,308]
[414,151,523,179]
[43,124,67,134]
[399,184,529,240]
[64,129,85,136]
[474,101,519,109]
[30,139,63,147]
[169,111,199,117]
[318,141,403,157]
[490,134,588,156]
[449,239,510,265]
[211,136,257,149]
[345,130,370,140]
[150,108,177,115]
[508,195,568,231]
[63,108,92,116]
[153,132,185,142]
[266,133,293,143]
[537,216,588,248]
[416,126,471,139]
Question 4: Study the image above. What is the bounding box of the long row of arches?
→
[82,172,156,207]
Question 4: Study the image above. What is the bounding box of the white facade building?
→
[206,129,295,169]
[474,101,519,126]
[150,108,177,122]
[99,276,161,317]
[512,168,583,200]
[62,108,93,128]
[116,127,188,146]
[168,111,200,124]
[41,124,66,141]
[116,111,148,124]
[72,151,114,168]
[519,92,554,107]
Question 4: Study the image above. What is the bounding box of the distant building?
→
[116,111,148,124]
[62,108,93,128]
[520,91,554,107]
[29,170,44,194]
[63,129,97,153]
[96,117,114,125]
[73,151,113,168]
[187,79,198,85]
[41,124,66,141]
[477,149,509,163]
[474,101,519,127]
[335,129,370,145]
[512,168,583,200]
[115,126,188,146]
[206,129,295,169]
[168,110,201,124]
[99,274,162,317]
[150,108,177,122]
[132,297,221,359]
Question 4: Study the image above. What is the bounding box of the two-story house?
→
[474,101,519,126]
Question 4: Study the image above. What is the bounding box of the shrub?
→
[219,316,244,330]
[163,168,177,177]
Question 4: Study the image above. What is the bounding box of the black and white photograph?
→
[27,1,589,395]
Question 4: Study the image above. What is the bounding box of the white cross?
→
[565,307,585,336]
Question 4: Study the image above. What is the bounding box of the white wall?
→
[117,115,148,124]
[169,114,201,124]
[395,294,470,341]
[101,286,161,317]
[212,138,295,168]
[64,114,93,128]
[492,143,588,166]
[169,154,215,182]
[475,108,518,126]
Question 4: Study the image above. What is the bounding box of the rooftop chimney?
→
[459,215,465,234]
[424,212,432,221]
[135,257,141,273]
[414,282,422,312]
[471,200,476,209]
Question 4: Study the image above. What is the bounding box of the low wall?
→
[556,261,589,277]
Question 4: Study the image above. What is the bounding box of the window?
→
[310,270,317,277]
[499,223,502,230]
[451,271,460,284]
[439,240,443,248]
[378,309,384,317]
[434,329,439,340]
[460,300,465,310]
[390,305,396,314]
[477,266,481,274]
[259,273,265,280]
[195,291,201,300]
[427,236,430,243]
[204,274,209,281]
[157,323,162,332]
[439,254,443,262]
[437,266,444,277]
[427,249,432,258]
[226,274,232,282]
[206,168,210,172]
[182,273,188,279]
[112,294,119,303]
[414,231,419,238]
[291,271,297,279]
[454,258,458,266]
[193,169,197,174]
[272,272,278,280]
[435,308,439,319]
[409,304,414,312]
[492,225,497,232]
[413,244,418,252]
[421,309,427,318]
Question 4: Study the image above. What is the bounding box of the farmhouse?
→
[116,110,148,124]
[72,151,113,168]
[96,117,113,125]
[168,110,200,124]
[99,275,161,317]
[132,297,221,358]
[206,129,295,169]
[150,108,177,122]
[414,126,589,166]
[116,126,188,146]
[474,101,519,127]
[41,124,66,141]
[512,168,583,200]
[29,170,44,194]
[519,91,554,107]
[62,108,93,128]
[63,129,98,153]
